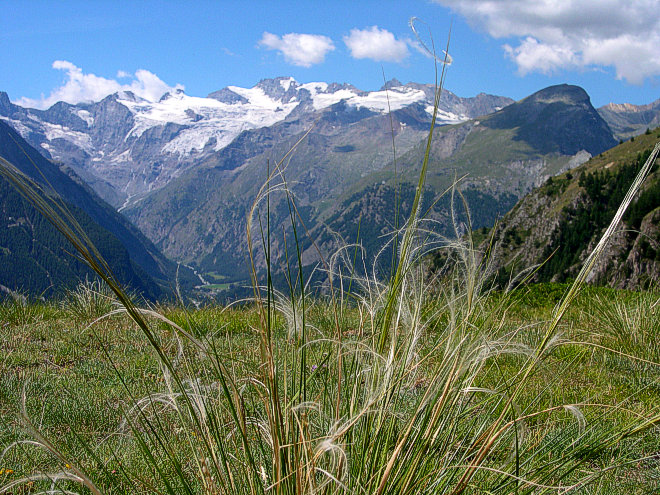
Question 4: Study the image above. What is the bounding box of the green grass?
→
[198,283,232,290]
[2,139,660,493]
[0,286,658,493]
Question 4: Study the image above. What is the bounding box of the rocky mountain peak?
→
[256,77,301,102]
[0,91,12,111]
[207,87,249,104]
[525,84,590,106]
[597,97,660,140]
[484,83,615,156]
[159,88,186,102]
[603,102,639,113]
[114,90,146,103]
[326,82,362,94]
[380,78,404,91]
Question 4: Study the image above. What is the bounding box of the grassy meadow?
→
[0,282,658,494]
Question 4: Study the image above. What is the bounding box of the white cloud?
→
[16,61,184,109]
[435,0,660,84]
[343,26,410,63]
[259,32,335,67]
[503,37,578,75]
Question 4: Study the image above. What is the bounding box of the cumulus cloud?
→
[343,26,410,63]
[259,32,335,67]
[435,0,660,84]
[503,37,578,75]
[16,61,184,109]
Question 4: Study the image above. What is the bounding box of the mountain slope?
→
[0,120,173,298]
[0,177,160,299]
[483,128,660,289]
[407,84,616,191]
[124,99,437,279]
[315,85,616,266]
[482,84,615,156]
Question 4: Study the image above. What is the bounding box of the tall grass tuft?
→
[0,291,44,326]
[591,291,660,366]
[63,278,119,321]
[1,32,660,494]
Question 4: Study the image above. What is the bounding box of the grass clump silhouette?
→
[1,32,659,494]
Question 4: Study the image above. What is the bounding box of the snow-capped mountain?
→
[118,83,616,286]
[0,78,513,207]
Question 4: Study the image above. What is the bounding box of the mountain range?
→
[597,99,660,141]
[1,77,657,296]
[0,78,512,209]
[121,83,617,287]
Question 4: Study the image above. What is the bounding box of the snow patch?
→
[310,89,358,110]
[425,106,466,124]
[110,149,131,163]
[76,109,94,127]
[42,121,93,153]
[279,77,296,92]
[161,125,243,155]
[120,87,298,154]
[349,87,426,113]
[0,117,31,138]
[301,83,427,113]
[300,82,328,94]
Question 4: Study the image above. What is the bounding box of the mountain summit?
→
[483,84,617,155]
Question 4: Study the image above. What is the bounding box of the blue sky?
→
[1,0,659,109]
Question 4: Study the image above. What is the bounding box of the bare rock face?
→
[586,207,660,289]
[621,207,660,288]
